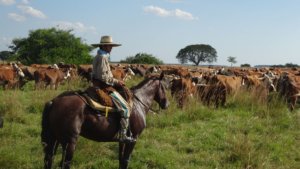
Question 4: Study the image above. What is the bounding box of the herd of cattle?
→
[1,62,300,111]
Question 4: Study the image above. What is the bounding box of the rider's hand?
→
[118,80,125,86]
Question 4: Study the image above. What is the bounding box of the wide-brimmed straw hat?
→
[91,36,121,47]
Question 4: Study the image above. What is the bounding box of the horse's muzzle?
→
[161,100,170,109]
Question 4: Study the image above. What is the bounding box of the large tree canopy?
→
[8,27,93,65]
[120,53,163,65]
[176,44,217,65]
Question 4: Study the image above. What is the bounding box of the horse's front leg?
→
[119,142,136,169]
[119,142,125,168]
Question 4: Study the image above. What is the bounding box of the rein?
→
[133,94,159,114]
[133,80,162,114]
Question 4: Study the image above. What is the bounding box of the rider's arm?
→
[100,55,119,86]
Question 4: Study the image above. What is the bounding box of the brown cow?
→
[198,75,244,107]
[242,74,277,103]
[130,65,146,77]
[34,67,70,90]
[112,67,135,81]
[276,73,300,111]
[57,63,78,80]
[77,64,92,82]
[30,64,51,69]
[170,77,196,108]
[163,67,190,78]
[0,63,25,89]
[145,66,159,75]
[21,66,36,81]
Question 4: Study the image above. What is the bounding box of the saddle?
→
[81,85,133,117]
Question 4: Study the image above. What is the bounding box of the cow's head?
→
[258,74,277,92]
[127,68,135,76]
[12,63,25,78]
[64,69,71,80]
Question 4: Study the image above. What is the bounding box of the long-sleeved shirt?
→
[92,49,118,86]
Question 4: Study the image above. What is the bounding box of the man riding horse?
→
[91,35,135,143]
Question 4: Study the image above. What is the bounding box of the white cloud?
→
[144,5,197,20]
[8,13,26,22]
[174,9,196,20]
[144,5,171,17]
[17,5,46,19]
[54,21,98,34]
[0,0,15,5]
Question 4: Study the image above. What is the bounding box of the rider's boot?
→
[119,118,135,143]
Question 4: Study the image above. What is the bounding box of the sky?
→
[1,0,300,66]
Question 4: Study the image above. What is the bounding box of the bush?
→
[241,63,251,67]
[120,53,163,65]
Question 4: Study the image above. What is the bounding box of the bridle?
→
[133,79,164,114]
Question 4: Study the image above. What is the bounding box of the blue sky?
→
[1,0,300,66]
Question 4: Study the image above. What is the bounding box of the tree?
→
[285,63,299,68]
[9,27,93,65]
[176,44,217,65]
[227,56,237,67]
[120,53,163,65]
[241,63,251,67]
[0,51,13,61]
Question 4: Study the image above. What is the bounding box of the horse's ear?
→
[159,72,165,80]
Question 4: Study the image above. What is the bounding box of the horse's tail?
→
[41,101,53,145]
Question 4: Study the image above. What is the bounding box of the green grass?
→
[0,78,299,169]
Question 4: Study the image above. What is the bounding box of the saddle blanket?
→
[83,91,131,117]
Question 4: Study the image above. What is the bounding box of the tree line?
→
[1,27,298,67]
[0,27,219,66]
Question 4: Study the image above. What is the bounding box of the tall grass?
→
[0,78,299,169]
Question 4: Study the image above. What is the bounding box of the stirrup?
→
[119,137,136,143]
[119,132,136,143]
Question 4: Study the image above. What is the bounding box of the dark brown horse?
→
[41,73,169,169]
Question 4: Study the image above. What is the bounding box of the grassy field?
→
[0,77,299,169]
